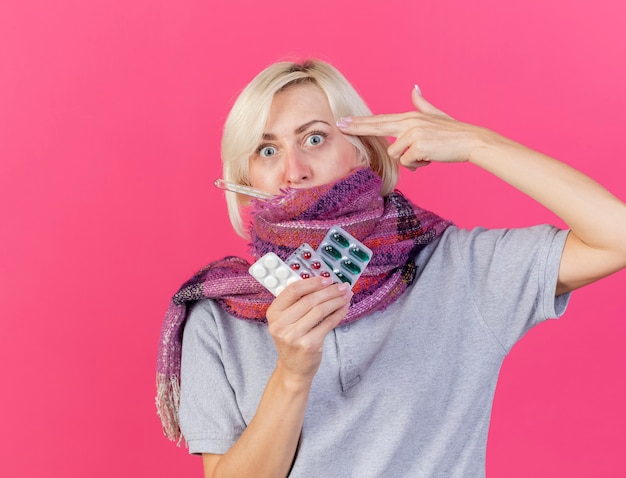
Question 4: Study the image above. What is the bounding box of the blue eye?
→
[258,146,277,157]
[306,134,325,146]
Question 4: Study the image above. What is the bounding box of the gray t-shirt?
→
[180,225,570,477]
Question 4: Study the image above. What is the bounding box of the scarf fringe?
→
[156,372,183,445]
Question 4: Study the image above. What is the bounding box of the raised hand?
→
[337,86,490,171]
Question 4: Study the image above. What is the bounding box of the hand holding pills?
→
[252,226,370,378]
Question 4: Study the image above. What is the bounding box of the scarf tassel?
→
[156,372,183,445]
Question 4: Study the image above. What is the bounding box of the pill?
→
[263,255,278,268]
[341,259,361,275]
[264,276,278,288]
[250,264,267,278]
[330,231,350,248]
[334,271,352,284]
[349,246,370,262]
[275,266,290,279]
[321,245,342,260]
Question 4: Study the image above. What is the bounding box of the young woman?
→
[156,60,626,477]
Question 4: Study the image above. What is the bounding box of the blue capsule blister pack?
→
[249,225,373,296]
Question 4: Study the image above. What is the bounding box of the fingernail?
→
[414,84,422,96]
[337,283,350,291]
[336,117,352,129]
[321,277,333,286]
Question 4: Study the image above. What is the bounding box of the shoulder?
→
[415,224,568,273]
[183,298,271,353]
[423,224,566,253]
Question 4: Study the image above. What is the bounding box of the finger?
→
[412,85,451,118]
[336,85,450,137]
[336,113,415,138]
[269,279,351,330]
[339,111,414,125]
[269,291,352,351]
[412,160,432,170]
[286,284,353,334]
[296,292,352,339]
[305,302,350,340]
[387,130,417,159]
[271,276,334,311]
[399,151,432,171]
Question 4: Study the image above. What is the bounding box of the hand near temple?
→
[337,85,490,170]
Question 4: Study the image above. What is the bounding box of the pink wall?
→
[1,0,624,476]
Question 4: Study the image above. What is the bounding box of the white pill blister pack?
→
[249,225,373,296]
[249,252,301,297]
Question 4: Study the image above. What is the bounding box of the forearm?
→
[208,365,311,478]
[206,279,352,477]
[469,128,626,253]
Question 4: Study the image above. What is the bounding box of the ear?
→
[357,150,370,167]
[351,142,370,167]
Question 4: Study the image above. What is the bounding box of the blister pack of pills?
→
[285,243,336,280]
[317,226,373,287]
[249,225,372,296]
[248,252,301,297]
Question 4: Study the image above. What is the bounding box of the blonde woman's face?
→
[248,83,365,195]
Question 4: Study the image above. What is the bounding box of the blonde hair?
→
[221,59,397,238]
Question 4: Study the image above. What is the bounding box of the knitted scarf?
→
[156,167,452,442]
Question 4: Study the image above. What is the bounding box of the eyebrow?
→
[262,120,331,140]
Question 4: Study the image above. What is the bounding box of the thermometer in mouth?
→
[214,179,274,200]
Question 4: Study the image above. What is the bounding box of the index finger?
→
[272,276,334,309]
[336,112,414,137]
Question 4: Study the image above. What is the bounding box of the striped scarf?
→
[156,168,452,442]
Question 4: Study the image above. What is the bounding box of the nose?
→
[283,147,310,186]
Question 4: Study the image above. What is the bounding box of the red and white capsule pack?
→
[285,243,336,281]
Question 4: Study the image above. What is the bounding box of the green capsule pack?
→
[317,226,372,288]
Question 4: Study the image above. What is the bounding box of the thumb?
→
[412,84,450,118]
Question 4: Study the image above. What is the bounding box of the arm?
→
[337,87,626,295]
[202,278,352,478]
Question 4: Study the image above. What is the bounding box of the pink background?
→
[1,0,625,476]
